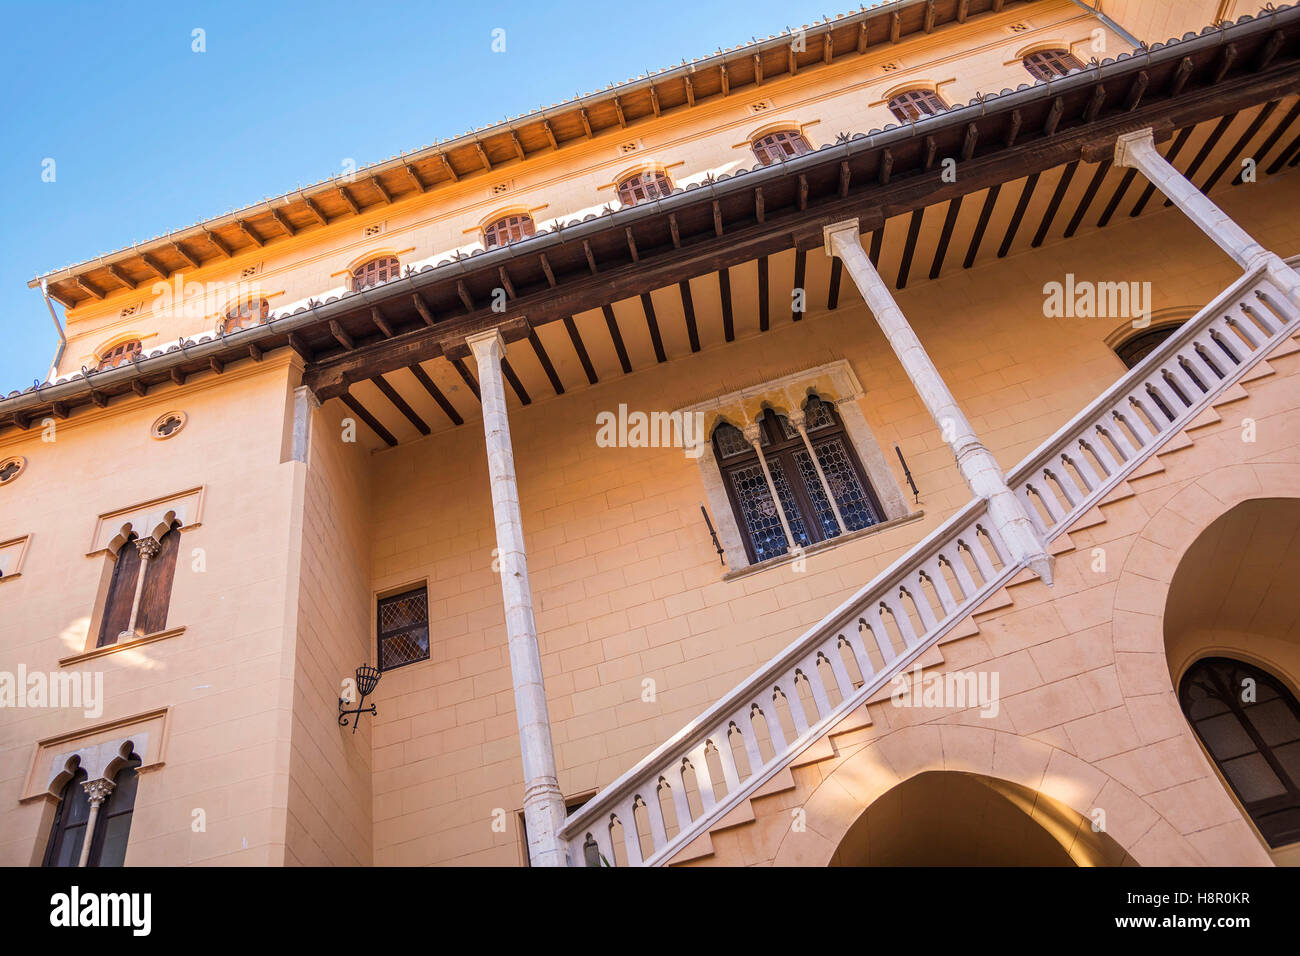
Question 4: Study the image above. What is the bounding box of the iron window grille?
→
[377,586,430,671]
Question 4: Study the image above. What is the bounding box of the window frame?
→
[752,129,811,166]
[886,88,948,123]
[1022,48,1085,81]
[351,255,402,291]
[220,297,270,334]
[376,584,431,671]
[616,170,673,206]
[483,213,536,249]
[96,339,143,371]
[713,400,885,565]
[1179,657,1300,848]
[42,751,142,867]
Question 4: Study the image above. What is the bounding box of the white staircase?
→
[560,260,1300,866]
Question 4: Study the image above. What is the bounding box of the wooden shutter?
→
[137,526,181,636]
[97,540,141,647]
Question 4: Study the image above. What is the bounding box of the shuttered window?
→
[484,214,536,249]
[97,535,141,647]
[616,170,673,206]
[97,340,142,371]
[752,130,811,166]
[886,89,947,123]
[221,298,270,333]
[352,255,401,290]
[137,524,181,636]
[1023,49,1084,81]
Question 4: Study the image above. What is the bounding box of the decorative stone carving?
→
[82,778,115,807]
[133,537,162,560]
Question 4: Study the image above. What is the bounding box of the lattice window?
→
[714,401,882,564]
[221,298,269,334]
[483,213,536,249]
[1114,324,1181,370]
[96,340,142,371]
[752,130,811,166]
[378,586,430,671]
[352,255,401,291]
[616,170,673,206]
[886,88,947,123]
[1180,657,1300,847]
[1023,48,1085,81]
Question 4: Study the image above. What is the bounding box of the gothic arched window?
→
[96,521,182,648]
[752,130,811,166]
[1023,49,1085,81]
[713,398,883,564]
[1179,657,1300,847]
[887,89,947,123]
[352,255,401,290]
[617,170,673,206]
[484,213,535,249]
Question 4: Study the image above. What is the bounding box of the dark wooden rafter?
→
[404,164,428,193]
[408,363,463,426]
[678,280,701,352]
[997,172,1041,257]
[929,195,964,279]
[791,247,807,321]
[171,242,201,270]
[1243,98,1300,180]
[371,306,394,338]
[205,230,233,257]
[138,254,168,280]
[601,304,633,373]
[371,374,430,435]
[896,207,924,289]
[563,316,598,384]
[500,359,530,405]
[527,330,565,395]
[1204,100,1279,192]
[369,175,393,204]
[269,207,297,236]
[827,255,844,308]
[336,187,360,216]
[718,267,735,342]
[1031,160,1079,247]
[106,264,136,290]
[757,256,770,332]
[1063,159,1112,237]
[640,293,668,363]
[302,198,329,226]
[340,393,396,446]
[451,357,480,399]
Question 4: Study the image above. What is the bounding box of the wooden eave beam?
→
[369,175,393,204]
[236,221,265,248]
[139,253,168,280]
[270,208,297,236]
[171,242,201,270]
[336,187,360,216]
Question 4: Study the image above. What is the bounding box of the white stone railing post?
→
[824,220,1054,584]
[1114,127,1300,306]
[77,778,114,867]
[465,329,568,867]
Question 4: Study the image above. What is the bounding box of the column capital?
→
[742,422,763,445]
[823,219,862,257]
[133,536,162,560]
[82,777,114,807]
[465,328,508,363]
[1113,127,1158,169]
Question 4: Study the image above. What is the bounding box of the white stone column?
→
[465,329,568,867]
[743,422,798,551]
[77,778,114,867]
[119,536,160,640]
[789,410,847,535]
[1114,127,1300,305]
[825,220,1054,584]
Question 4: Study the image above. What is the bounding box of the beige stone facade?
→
[3,0,1300,867]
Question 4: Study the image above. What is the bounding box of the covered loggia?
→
[829,770,1133,866]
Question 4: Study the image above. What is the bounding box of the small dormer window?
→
[1022,49,1084,81]
[886,89,947,123]
[483,214,536,249]
[752,130,811,166]
[97,340,142,371]
[221,298,269,334]
[616,170,672,206]
[352,255,401,291]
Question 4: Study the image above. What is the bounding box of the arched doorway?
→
[830,771,1132,866]
[1164,497,1300,862]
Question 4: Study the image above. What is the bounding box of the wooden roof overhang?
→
[4,6,1300,442]
[30,0,1048,310]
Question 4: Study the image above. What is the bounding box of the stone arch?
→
[769,724,1193,866]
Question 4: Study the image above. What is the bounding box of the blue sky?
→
[0,0,856,395]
